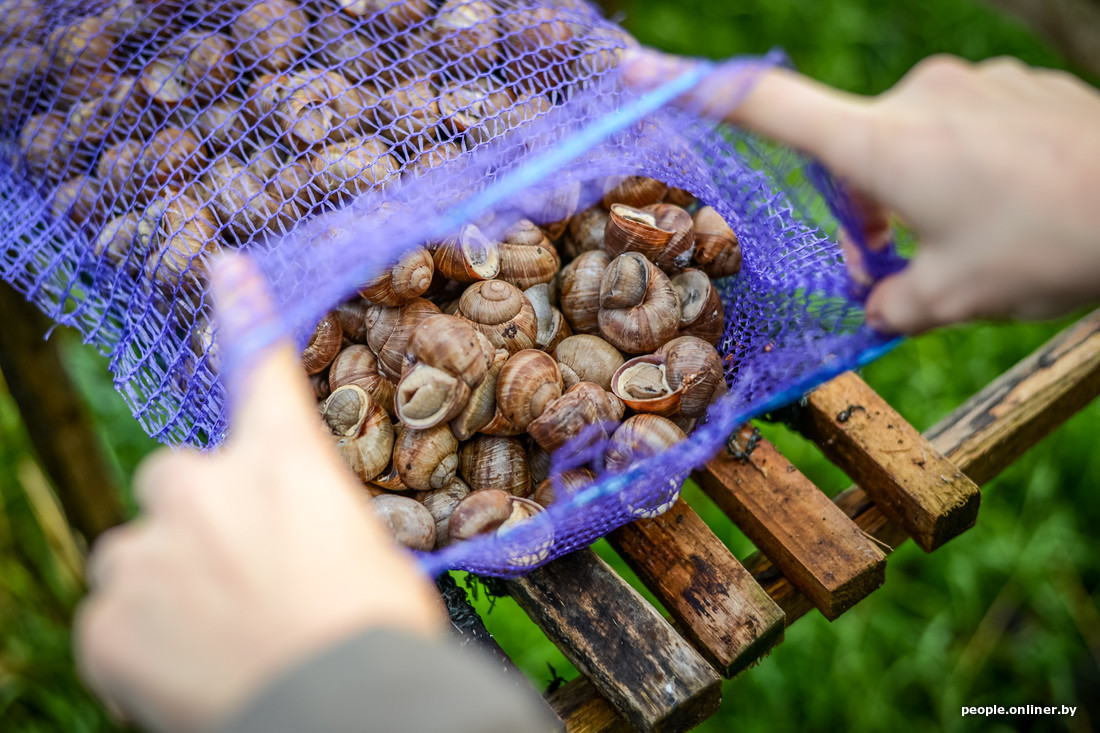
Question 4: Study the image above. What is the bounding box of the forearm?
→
[209,628,562,733]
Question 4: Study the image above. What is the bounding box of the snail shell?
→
[301,313,344,375]
[92,213,140,274]
[527,381,624,454]
[428,224,501,282]
[358,246,435,306]
[528,181,581,241]
[332,298,371,344]
[459,435,531,497]
[372,423,412,493]
[533,467,596,508]
[692,206,742,278]
[322,386,395,482]
[395,363,471,429]
[493,349,563,434]
[498,220,560,289]
[329,346,397,416]
[524,284,571,353]
[372,494,436,551]
[450,349,508,441]
[559,249,611,335]
[500,6,578,94]
[655,336,727,419]
[601,176,667,209]
[455,280,538,354]
[526,439,552,486]
[364,298,441,381]
[610,355,682,417]
[605,414,686,473]
[448,489,544,542]
[430,0,500,74]
[395,423,460,492]
[138,192,221,296]
[563,205,610,260]
[671,268,725,345]
[645,203,696,273]
[604,204,672,263]
[404,313,497,388]
[308,136,399,203]
[664,187,696,207]
[553,334,625,392]
[231,0,308,75]
[414,478,471,548]
[597,253,681,354]
[140,31,234,107]
[337,0,434,32]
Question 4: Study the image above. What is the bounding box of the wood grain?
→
[552,310,1100,732]
[800,371,981,552]
[695,434,886,620]
[607,499,785,677]
[507,549,722,733]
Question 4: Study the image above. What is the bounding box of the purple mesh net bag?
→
[0,0,903,577]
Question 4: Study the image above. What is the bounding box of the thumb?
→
[622,48,876,188]
[864,250,957,335]
[210,253,322,450]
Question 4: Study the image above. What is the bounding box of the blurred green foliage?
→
[2,1,1099,731]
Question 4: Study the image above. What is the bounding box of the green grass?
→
[3,1,1100,731]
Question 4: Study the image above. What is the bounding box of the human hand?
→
[624,50,1100,333]
[74,254,446,733]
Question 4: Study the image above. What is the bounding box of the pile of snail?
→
[302,174,743,551]
[3,0,630,295]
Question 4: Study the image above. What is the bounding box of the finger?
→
[622,49,875,181]
[85,523,145,590]
[864,250,958,334]
[210,253,321,451]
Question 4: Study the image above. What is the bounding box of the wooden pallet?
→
[450,310,1100,733]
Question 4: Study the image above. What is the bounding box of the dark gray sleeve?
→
[207,629,564,733]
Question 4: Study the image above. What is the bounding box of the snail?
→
[484,349,562,435]
[336,0,434,33]
[597,252,681,354]
[450,349,508,440]
[429,0,500,73]
[559,249,611,335]
[498,219,560,289]
[459,434,531,497]
[358,247,435,306]
[138,191,220,296]
[231,0,309,75]
[329,344,397,416]
[448,489,543,542]
[533,468,596,508]
[455,280,538,354]
[527,381,624,453]
[671,268,725,345]
[610,355,681,417]
[19,113,78,184]
[92,212,140,274]
[322,385,394,482]
[308,136,400,204]
[500,6,578,93]
[562,205,609,260]
[691,206,742,278]
[414,478,471,548]
[364,298,441,381]
[604,203,694,274]
[655,336,727,418]
[394,423,460,492]
[554,334,624,391]
[524,284,572,353]
[301,313,344,375]
[139,31,234,107]
[428,224,501,282]
[372,494,436,551]
[601,175,667,209]
[604,414,686,472]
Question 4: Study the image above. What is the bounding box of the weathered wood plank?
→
[506,549,722,733]
[607,499,786,677]
[0,283,124,543]
[800,371,981,552]
[552,310,1100,732]
[548,678,632,733]
[695,430,886,620]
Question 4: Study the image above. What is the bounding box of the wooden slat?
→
[0,283,124,543]
[506,549,722,733]
[606,499,785,677]
[800,371,981,552]
[548,678,632,733]
[553,310,1100,732]
[695,432,886,620]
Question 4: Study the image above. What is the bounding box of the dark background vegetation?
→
[2,0,1099,730]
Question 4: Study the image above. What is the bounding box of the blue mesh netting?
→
[1,0,901,577]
